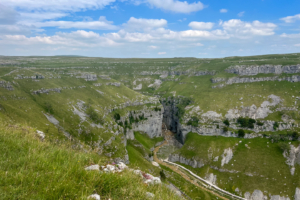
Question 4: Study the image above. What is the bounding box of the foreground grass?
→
[0,122,181,200]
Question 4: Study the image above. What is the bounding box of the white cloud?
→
[280,33,300,38]
[33,16,117,30]
[1,0,116,12]
[189,21,214,30]
[221,19,277,37]
[0,4,20,25]
[0,30,119,47]
[149,45,158,49]
[280,14,300,23]
[295,44,300,47]
[123,17,167,31]
[220,9,228,13]
[158,52,166,55]
[146,0,204,13]
[238,11,245,17]
[195,43,204,46]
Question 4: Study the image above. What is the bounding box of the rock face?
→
[225,64,300,76]
[244,190,267,200]
[131,109,164,138]
[212,75,300,88]
[294,188,300,200]
[221,148,233,166]
[283,145,300,175]
[168,154,204,168]
[206,173,217,185]
[225,94,281,119]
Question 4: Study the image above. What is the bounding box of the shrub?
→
[273,122,279,130]
[223,119,230,126]
[114,113,121,121]
[292,132,300,141]
[44,102,54,114]
[154,107,161,111]
[86,107,103,124]
[187,116,199,127]
[160,170,166,181]
[237,117,256,129]
[257,121,264,126]
[278,142,291,152]
[270,134,280,143]
[238,129,245,138]
[223,127,229,132]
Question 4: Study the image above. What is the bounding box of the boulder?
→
[85,165,100,171]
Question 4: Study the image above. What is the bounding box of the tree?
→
[273,122,279,130]
[238,129,245,138]
[292,132,300,141]
[278,142,291,152]
[114,113,121,121]
[223,119,230,126]
[44,102,54,114]
[223,127,229,132]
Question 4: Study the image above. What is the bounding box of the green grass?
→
[0,121,181,200]
[134,131,164,151]
[173,132,300,198]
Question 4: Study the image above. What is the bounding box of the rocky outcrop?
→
[0,81,14,91]
[168,154,204,168]
[244,190,267,200]
[76,73,97,81]
[283,145,300,175]
[205,173,217,185]
[225,64,300,76]
[294,188,300,200]
[106,82,121,87]
[221,148,233,166]
[140,70,216,76]
[32,88,61,94]
[225,95,281,119]
[212,75,300,88]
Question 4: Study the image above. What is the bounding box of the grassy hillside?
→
[173,132,300,198]
[0,120,182,200]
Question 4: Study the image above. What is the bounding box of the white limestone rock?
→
[36,130,45,140]
[88,194,100,200]
[294,188,300,200]
[85,165,100,171]
[152,161,159,167]
[206,173,217,185]
[221,148,233,167]
[146,192,155,198]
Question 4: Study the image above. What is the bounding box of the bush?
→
[223,119,230,126]
[270,134,280,143]
[187,116,199,127]
[154,107,161,112]
[257,121,264,126]
[292,131,300,141]
[160,170,166,181]
[273,121,279,130]
[44,102,54,114]
[237,117,256,129]
[114,113,121,121]
[223,127,229,132]
[86,107,103,124]
[175,97,192,119]
[238,129,245,138]
[278,142,291,152]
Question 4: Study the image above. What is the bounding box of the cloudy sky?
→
[0,0,300,58]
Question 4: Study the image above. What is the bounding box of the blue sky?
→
[0,0,300,58]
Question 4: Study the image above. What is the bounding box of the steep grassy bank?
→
[0,121,181,200]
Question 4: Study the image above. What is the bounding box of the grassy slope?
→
[174,132,300,197]
[128,132,219,199]
[0,121,181,200]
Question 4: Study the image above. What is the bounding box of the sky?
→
[0,0,300,58]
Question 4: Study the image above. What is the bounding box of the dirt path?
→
[153,127,229,200]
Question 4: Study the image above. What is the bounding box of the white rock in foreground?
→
[85,165,100,171]
[152,161,159,167]
[146,192,155,198]
[36,130,45,140]
[88,194,100,200]
[295,188,300,200]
